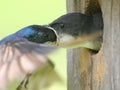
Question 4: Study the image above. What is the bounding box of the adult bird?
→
[0,25,59,90]
[40,12,103,51]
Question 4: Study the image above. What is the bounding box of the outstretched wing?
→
[0,39,58,89]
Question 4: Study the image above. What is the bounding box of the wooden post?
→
[93,0,120,89]
[67,0,100,90]
[67,0,120,90]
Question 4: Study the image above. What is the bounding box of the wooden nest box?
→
[67,0,120,90]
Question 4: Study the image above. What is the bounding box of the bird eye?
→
[59,23,64,28]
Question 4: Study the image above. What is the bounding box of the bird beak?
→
[44,25,59,46]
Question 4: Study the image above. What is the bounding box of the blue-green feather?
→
[0,26,42,44]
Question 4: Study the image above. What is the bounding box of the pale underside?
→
[57,32,102,50]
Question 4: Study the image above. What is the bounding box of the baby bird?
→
[48,12,103,50]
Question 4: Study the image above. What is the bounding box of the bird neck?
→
[58,31,102,50]
[59,37,102,51]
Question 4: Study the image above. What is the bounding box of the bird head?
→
[15,25,58,45]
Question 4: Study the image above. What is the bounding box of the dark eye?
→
[59,23,64,28]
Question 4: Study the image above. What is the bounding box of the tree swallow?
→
[35,12,103,51]
[0,11,103,89]
[0,25,59,89]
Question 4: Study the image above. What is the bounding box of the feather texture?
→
[0,38,58,89]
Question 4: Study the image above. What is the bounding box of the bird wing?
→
[0,39,58,89]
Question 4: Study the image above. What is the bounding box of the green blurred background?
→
[0,0,67,90]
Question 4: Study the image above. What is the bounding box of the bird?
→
[34,12,103,51]
[0,25,60,90]
[0,11,103,89]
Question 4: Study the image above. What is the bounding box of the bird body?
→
[0,25,59,90]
